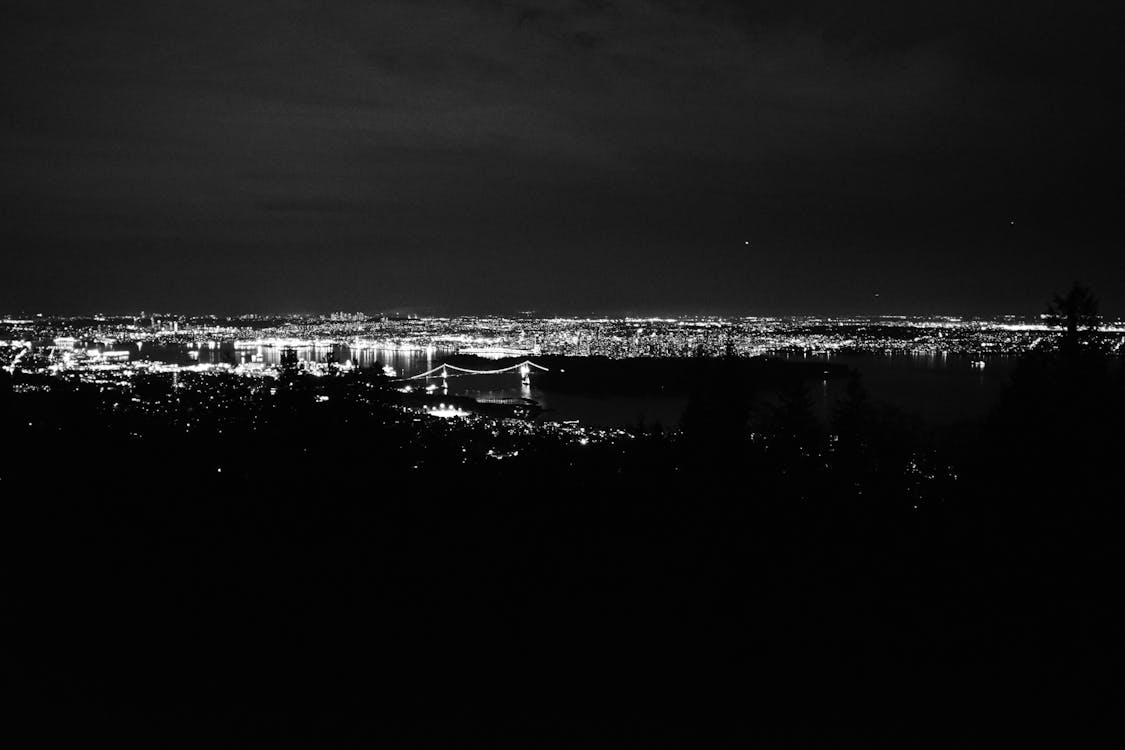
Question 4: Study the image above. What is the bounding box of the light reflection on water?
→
[125,342,1017,427]
[136,342,443,373]
[781,352,1018,424]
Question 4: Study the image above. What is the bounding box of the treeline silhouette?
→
[1,285,1122,746]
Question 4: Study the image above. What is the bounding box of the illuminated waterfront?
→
[117,340,1023,424]
[3,313,1118,426]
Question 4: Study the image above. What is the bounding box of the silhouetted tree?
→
[832,373,871,448]
[830,374,874,489]
[279,346,300,384]
[983,283,1120,519]
[756,379,826,502]
[1046,282,1101,349]
[680,361,751,465]
[0,367,11,420]
[723,331,737,360]
[769,378,821,450]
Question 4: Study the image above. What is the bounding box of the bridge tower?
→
[519,362,531,385]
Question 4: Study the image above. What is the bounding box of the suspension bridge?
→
[398,359,549,385]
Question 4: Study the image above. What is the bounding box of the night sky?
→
[3,1,1122,316]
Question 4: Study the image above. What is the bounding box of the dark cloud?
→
[2,1,1122,314]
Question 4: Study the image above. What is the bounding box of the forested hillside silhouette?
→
[2,285,1121,746]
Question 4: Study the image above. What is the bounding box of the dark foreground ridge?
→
[2,291,1123,746]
